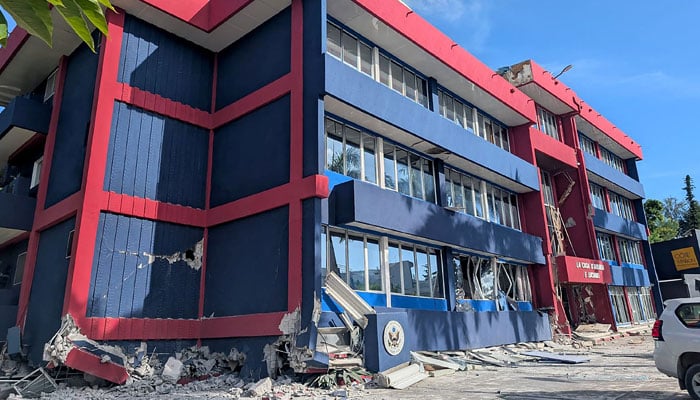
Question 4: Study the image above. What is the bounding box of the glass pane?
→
[379,55,390,86]
[474,181,484,218]
[484,119,494,144]
[465,106,475,132]
[383,143,396,190]
[321,228,327,281]
[511,194,521,230]
[429,251,442,298]
[451,171,464,209]
[417,77,428,107]
[404,70,416,101]
[477,114,485,139]
[329,232,347,282]
[454,101,464,127]
[480,262,494,299]
[362,134,377,183]
[327,23,341,58]
[360,42,373,76]
[388,243,401,293]
[341,32,358,68]
[347,235,365,290]
[326,122,344,174]
[410,155,424,200]
[445,95,455,122]
[438,91,446,117]
[402,246,417,296]
[367,239,382,291]
[396,149,410,195]
[344,126,361,179]
[390,61,403,93]
[500,127,510,151]
[423,159,435,203]
[463,176,475,216]
[416,249,431,297]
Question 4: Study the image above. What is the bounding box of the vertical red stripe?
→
[66,11,125,333]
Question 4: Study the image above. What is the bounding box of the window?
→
[383,142,435,203]
[609,286,631,325]
[579,133,597,156]
[44,69,58,102]
[322,227,383,292]
[13,252,26,286]
[326,22,429,108]
[609,192,635,221]
[676,302,700,328]
[640,287,655,321]
[541,170,564,255]
[30,157,43,189]
[325,118,378,184]
[66,230,75,259]
[322,226,443,299]
[600,147,626,173]
[445,168,520,230]
[327,22,373,78]
[627,287,644,323]
[590,183,607,211]
[453,255,532,307]
[597,232,616,262]
[618,238,643,265]
[438,89,510,152]
[537,106,559,140]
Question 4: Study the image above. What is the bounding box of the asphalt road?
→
[360,335,689,400]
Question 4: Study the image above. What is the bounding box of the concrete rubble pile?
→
[376,341,593,390]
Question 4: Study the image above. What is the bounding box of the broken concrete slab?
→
[410,352,460,370]
[161,357,183,382]
[324,272,375,329]
[375,362,427,389]
[522,350,590,364]
[247,377,273,397]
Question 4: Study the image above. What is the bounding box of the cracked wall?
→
[87,212,204,319]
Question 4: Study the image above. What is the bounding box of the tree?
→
[663,196,687,222]
[644,199,679,243]
[0,0,114,52]
[680,175,700,235]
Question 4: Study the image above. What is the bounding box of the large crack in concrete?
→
[117,239,204,271]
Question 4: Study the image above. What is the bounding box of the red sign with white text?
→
[556,256,611,284]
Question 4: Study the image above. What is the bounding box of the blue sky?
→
[403,0,698,202]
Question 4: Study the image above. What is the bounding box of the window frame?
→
[13,252,26,286]
[44,69,58,102]
[30,156,43,189]
[536,105,559,140]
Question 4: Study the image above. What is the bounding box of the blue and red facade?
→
[0,0,653,377]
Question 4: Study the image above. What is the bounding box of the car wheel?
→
[685,364,700,400]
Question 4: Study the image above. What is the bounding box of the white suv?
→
[653,297,700,399]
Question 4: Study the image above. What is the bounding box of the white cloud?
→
[403,0,491,51]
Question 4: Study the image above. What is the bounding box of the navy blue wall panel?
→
[584,153,645,198]
[610,265,651,287]
[592,208,648,241]
[331,180,545,264]
[325,56,540,191]
[202,336,280,379]
[87,213,203,319]
[205,206,289,316]
[104,102,208,208]
[215,8,291,110]
[210,96,290,206]
[24,217,75,365]
[302,0,325,177]
[45,44,99,208]
[296,198,321,349]
[0,96,51,137]
[0,192,36,231]
[118,16,213,110]
[0,239,27,295]
[364,308,551,372]
[651,234,700,281]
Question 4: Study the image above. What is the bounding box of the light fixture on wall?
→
[552,64,573,80]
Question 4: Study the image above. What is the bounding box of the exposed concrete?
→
[118,239,204,271]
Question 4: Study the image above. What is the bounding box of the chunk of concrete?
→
[247,377,273,397]
[162,357,183,382]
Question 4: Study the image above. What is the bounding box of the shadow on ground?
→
[499,390,689,400]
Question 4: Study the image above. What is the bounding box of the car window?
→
[676,303,700,328]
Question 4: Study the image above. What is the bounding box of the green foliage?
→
[645,198,681,243]
[0,0,113,51]
[680,175,700,235]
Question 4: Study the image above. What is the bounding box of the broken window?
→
[453,255,491,300]
[536,105,559,140]
[497,262,532,303]
[589,183,606,211]
[600,147,626,174]
[596,232,616,263]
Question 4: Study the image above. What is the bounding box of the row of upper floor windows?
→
[579,133,627,174]
[596,231,643,266]
[590,182,636,222]
[324,116,521,231]
[326,21,512,153]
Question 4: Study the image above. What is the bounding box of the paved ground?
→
[361,335,688,400]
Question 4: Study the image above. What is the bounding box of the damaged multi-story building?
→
[0,0,656,381]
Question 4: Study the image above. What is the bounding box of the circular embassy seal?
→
[382,320,405,356]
